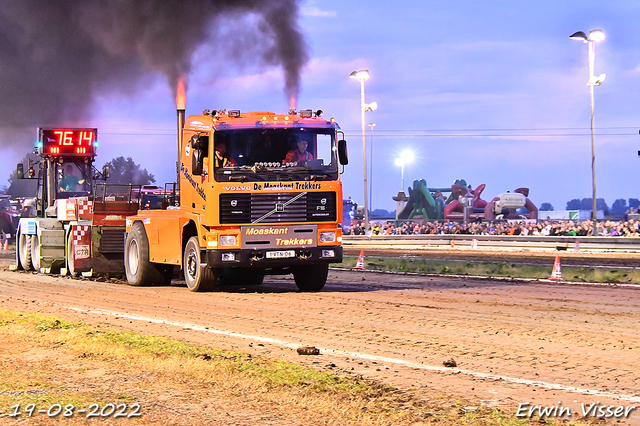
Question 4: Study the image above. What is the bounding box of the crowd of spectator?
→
[345,219,640,237]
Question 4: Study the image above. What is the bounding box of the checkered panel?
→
[72,225,91,243]
[78,200,93,218]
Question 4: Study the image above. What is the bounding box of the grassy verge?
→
[0,309,596,425]
[337,256,640,284]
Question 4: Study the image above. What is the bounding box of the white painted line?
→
[64,305,640,404]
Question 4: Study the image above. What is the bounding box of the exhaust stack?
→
[176,77,186,190]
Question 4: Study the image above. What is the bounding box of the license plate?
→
[266,250,295,259]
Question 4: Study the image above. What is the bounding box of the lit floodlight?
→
[364,102,377,112]
[349,70,370,81]
[589,29,605,42]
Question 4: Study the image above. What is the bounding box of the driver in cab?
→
[58,165,85,191]
[213,142,236,168]
[283,139,313,164]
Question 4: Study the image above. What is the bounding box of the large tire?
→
[31,233,41,271]
[66,231,85,277]
[183,236,216,292]
[124,222,164,286]
[18,231,33,271]
[219,268,265,287]
[293,263,329,292]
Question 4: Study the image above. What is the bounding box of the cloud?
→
[302,7,337,18]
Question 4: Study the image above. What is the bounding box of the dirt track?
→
[1,252,639,424]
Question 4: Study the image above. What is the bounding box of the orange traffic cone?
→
[549,256,562,280]
[354,250,365,270]
[450,240,455,249]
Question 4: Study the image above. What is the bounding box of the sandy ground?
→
[0,251,639,424]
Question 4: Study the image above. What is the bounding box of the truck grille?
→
[220,192,336,224]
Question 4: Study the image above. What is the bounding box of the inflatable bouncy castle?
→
[396,179,538,221]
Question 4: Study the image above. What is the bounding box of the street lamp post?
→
[350,70,377,233]
[368,123,376,215]
[570,29,605,223]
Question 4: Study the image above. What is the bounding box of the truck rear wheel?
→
[18,231,33,271]
[183,236,216,292]
[293,263,328,292]
[125,222,165,286]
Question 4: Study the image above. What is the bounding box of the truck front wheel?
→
[125,222,164,286]
[292,263,328,292]
[183,236,216,292]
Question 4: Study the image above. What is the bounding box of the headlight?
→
[319,231,336,243]
[219,235,236,246]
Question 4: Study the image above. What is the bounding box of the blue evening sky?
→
[3,1,640,213]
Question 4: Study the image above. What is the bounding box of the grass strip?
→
[338,256,640,284]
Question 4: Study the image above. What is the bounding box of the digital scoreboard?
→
[38,128,98,156]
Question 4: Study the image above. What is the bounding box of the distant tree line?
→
[538,198,639,216]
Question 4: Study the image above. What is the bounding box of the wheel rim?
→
[128,239,139,275]
[186,248,198,281]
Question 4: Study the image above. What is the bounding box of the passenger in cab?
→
[283,139,313,164]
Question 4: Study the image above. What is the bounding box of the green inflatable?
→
[397,179,445,220]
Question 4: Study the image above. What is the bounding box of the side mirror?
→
[190,134,205,150]
[192,149,203,176]
[190,134,207,176]
[338,140,348,165]
[16,164,24,179]
[102,165,111,179]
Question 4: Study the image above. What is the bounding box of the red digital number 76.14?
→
[53,131,73,146]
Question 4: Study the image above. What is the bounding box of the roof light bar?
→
[228,110,241,118]
[300,109,313,118]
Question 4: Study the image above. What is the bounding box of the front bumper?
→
[206,245,343,268]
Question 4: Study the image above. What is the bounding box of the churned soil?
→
[0,250,639,424]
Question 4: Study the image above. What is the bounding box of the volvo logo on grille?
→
[231,200,238,207]
[321,198,327,205]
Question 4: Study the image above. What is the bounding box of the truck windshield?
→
[213,128,338,182]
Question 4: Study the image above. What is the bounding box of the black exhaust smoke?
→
[0,0,309,133]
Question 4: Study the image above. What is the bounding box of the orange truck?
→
[124,108,349,292]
